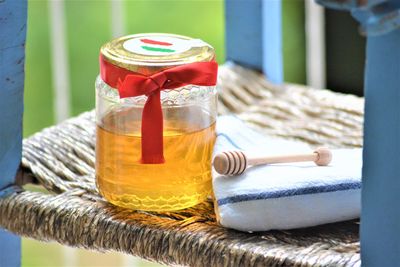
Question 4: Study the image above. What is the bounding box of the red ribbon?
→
[100,55,218,164]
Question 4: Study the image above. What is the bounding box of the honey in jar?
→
[95,33,218,211]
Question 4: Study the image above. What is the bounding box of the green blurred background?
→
[23,0,308,266]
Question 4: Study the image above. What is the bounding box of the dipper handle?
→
[213,147,332,176]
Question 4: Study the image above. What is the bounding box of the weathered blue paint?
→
[225,0,283,83]
[261,0,283,84]
[318,0,400,36]
[0,0,27,266]
[0,230,21,267]
[361,28,400,266]
[225,0,263,70]
[316,0,386,10]
[317,0,400,265]
[351,1,400,36]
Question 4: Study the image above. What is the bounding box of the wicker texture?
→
[0,64,363,267]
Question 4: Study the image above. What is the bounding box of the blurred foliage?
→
[282,0,306,84]
[22,238,162,267]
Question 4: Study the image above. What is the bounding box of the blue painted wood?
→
[316,0,386,10]
[261,0,283,84]
[225,0,262,70]
[0,230,21,267]
[0,0,27,266]
[225,0,283,83]
[361,28,400,266]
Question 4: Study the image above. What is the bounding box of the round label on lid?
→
[123,36,194,56]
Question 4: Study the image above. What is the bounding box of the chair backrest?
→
[225,0,283,84]
[225,0,327,89]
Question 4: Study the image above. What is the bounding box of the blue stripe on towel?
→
[216,133,242,150]
[217,181,361,206]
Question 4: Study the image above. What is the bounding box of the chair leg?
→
[0,0,28,266]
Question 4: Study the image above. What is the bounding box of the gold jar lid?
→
[100,33,215,75]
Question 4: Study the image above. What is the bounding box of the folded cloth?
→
[212,116,362,232]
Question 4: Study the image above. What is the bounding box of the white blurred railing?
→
[111,0,126,38]
[49,0,70,123]
[305,0,326,89]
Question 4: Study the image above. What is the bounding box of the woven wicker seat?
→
[0,64,363,267]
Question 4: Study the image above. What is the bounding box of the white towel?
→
[212,116,362,232]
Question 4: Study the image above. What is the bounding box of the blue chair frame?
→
[0,1,27,266]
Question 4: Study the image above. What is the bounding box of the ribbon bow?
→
[100,55,218,164]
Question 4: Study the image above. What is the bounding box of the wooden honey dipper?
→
[213,147,332,176]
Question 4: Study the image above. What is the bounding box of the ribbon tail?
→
[141,90,165,164]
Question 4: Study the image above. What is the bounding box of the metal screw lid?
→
[100,33,215,75]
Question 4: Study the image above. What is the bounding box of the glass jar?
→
[95,33,218,211]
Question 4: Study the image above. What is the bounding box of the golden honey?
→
[96,107,216,211]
